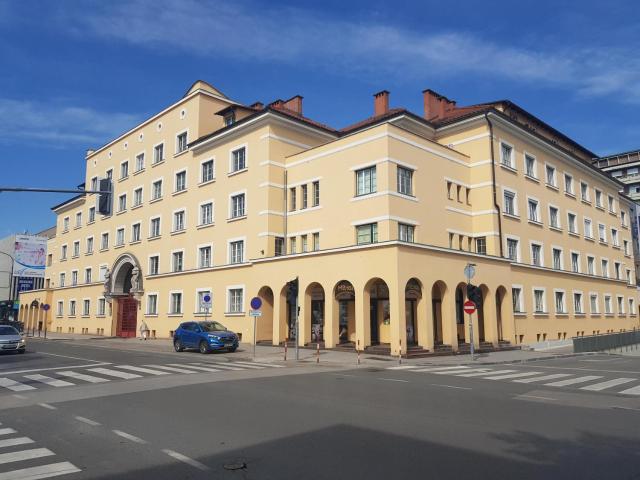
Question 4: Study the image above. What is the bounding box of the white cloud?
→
[0,98,140,147]
[57,0,640,103]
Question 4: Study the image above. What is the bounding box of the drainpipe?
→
[485,113,503,258]
[284,170,288,253]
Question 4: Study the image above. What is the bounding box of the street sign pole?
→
[295,293,299,361]
[465,263,476,361]
[250,297,263,360]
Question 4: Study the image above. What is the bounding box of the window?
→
[546,165,556,186]
[397,167,413,195]
[580,182,589,201]
[73,241,80,257]
[627,268,632,285]
[574,293,583,314]
[617,296,625,314]
[176,132,188,154]
[601,259,609,278]
[99,265,107,281]
[147,295,157,315]
[571,252,580,273]
[135,153,145,172]
[356,223,378,244]
[525,154,536,178]
[153,143,164,164]
[313,181,320,207]
[120,161,129,179]
[624,240,629,256]
[228,288,243,313]
[200,202,213,225]
[201,160,214,183]
[152,180,163,200]
[63,217,69,231]
[149,256,159,275]
[199,246,212,268]
[555,291,566,313]
[621,211,627,227]
[88,207,95,223]
[133,188,143,207]
[503,191,516,215]
[69,300,76,316]
[604,295,612,314]
[90,176,98,192]
[83,299,90,316]
[564,173,574,195]
[608,195,615,213]
[590,294,599,314]
[275,237,285,256]
[61,245,67,260]
[527,199,539,222]
[230,193,245,218]
[584,218,593,238]
[71,270,78,286]
[231,147,246,172]
[86,237,94,254]
[629,298,635,315]
[289,188,297,211]
[598,223,606,242]
[170,292,182,314]
[290,237,297,254]
[552,248,562,270]
[549,206,559,228]
[475,237,487,255]
[224,112,235,126]
[512,287,522,313]
[595,189,603,207]
[534,289,545,313]
[173,210,185,232]
[101,233,109,250]
[59,273,66,287]
[57,301,63,316]
[500,142,514,168]
[230,240,244,264]
[175,171,187,192]
[301,184,308,209]
[356,167,377,196]
[98,298,106,316]
[116,228,125,246]
[313,232,320,251]
[399,223,415,243]
[198,291,212,313]
[118,194,127,212]
[567,213,577,234]
[614,262,621,280]
[150,217,161,237]
[131,223,141,242]
[531,243,542,266]
[75,212,82,227]
[106,169,113,180]
[172,251,184,272]
[611,228,619,246]
[301,235,308,253]
[507,238,519,261]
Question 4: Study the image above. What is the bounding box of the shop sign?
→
[335,281,355,300]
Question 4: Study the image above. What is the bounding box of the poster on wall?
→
[13,235,47,278]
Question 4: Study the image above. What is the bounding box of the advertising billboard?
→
[13,235,47,278]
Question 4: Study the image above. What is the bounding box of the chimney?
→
[250,102,264,110]
[423,89,456,120]
[373,90,390,116]
[282,95,303,115]
[86,149,95,157]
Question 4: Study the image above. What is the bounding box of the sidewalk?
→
[28,332,588,367]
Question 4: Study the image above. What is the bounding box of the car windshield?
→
[0,326,18,335]
[199,322,227,332]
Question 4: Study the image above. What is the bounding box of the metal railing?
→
[573,329,640,353]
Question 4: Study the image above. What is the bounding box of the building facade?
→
[19,81,640,353]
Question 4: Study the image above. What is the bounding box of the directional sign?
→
[250,297,262,310]
[249,310,262,317]
[463,300,476,315]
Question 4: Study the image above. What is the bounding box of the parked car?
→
[0,325,26,354]
[173,321,239,354]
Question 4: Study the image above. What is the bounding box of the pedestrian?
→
[139,320,150,340]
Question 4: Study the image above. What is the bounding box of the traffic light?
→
[97,178,113,216]
[286,278,299,305]
[466,284,482,305]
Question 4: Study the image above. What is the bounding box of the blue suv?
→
[173,321,239,354]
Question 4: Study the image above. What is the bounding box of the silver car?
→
[0,325,26,354]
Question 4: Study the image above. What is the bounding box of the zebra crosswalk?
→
[386,364,640,395]
[0,361,284,394]
[0,422,80,479]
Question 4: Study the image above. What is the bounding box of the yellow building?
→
[19,81,640,355]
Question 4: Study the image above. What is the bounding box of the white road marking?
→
[114,365,170,376]
[113,430,147,444]
[456,369,517,378]
[516,395,557,401]
[0,447,54,465]
[12,394,27,399]
[38,403,57,410]
[0,378,35,392]
[430,384,472,390]
[141,365,199,374]
[87,368,141,379]
[377,378,409,383]
[387,365,420,370]
[513,373,572,383]
[208,362,263,370]
[232,361,284,368]
[484,372,543,380]
[0,362,111,376]
[190,362,240,371]
[580,378,637,392]
[38,351,106,363]
[162,449,209,471]
[23,374,75,388]
[433,368,490,375]
[618,384,640,396]
[413,366,470,373]
[545,375,603,387]
[0,429,17,436]
[0,437,34,449]
[56,370,110,383]
[0,461,81,479]
[176,364,221,372]
[75,416,101,426]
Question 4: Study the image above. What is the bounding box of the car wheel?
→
[228,347,237,353]
[174,339,184,352]
[18,349,25,354]
[199,341,210,354]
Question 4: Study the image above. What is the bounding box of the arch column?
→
[389,281,406,356]
[273,287,286,345]
[416,293,431,350]
[355,285,370,351]
[484,290,500,347]
[324,288,337,348]
[299,286,311,346]
[442,289,459,352]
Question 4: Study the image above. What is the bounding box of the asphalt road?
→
[0,339,639,479]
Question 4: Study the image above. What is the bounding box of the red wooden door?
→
[117,297,138,338]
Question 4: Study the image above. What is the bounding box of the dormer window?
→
[224,112,235,127]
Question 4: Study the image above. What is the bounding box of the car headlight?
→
[18,338,26,345]
[208,334,220,341]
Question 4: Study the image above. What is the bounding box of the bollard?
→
[398,338,402,365]
[284,340,288,361]
[357,339,361,366]
[316,343,320,364]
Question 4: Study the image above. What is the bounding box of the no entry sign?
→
[463,300,476,315]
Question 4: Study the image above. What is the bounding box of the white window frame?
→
[200,157,216,184]
[153,141,165,164]
[228,189,247,219]
[554,289,567,314]
[148,254,160,276]
[197,243,213,269]
[226,285,245,314]
[174,169,188,193]
[228,236,246,264]
[604,294,613,314]
[175,129,189,155]
[195,287,213,314]
[589,292,599,314]
[532,287,546,314]
[566,211,578,235]
[583,216,593,239]
[120,160,129,179]
[131,222,142,243]
[502,187,518,217]
[563,172,574,195]
[172,208,186,232]
[171,248,185,272]
[228,143,248,174]
[601,257,609,278]
[199,200,214,226]
[530,241,544,267]
[551,245,563,270]
[133,186,144,207]
[617,295,625,314]
[146,293,159,315]
[526,195,540,223]
[149,215,162,238]
[505,235,521,262]
[151,177,163,200]
[573,290,584,314]
[169,290,184,315]
[570,250,581,273]
[548,204,561,229]
[511,284,524,313]
[499,140,515,169]
[524,151,537,178]
[135,150,145,172]
[545,162,557,188]
[580,180,590,202]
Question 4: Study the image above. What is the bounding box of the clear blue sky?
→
[1,0,639,236]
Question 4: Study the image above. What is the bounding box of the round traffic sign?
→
[250,297,262,310]
[463,300,476,314]
[463,264,476,280]
[42,304,50,311]
[202,294,211,304]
